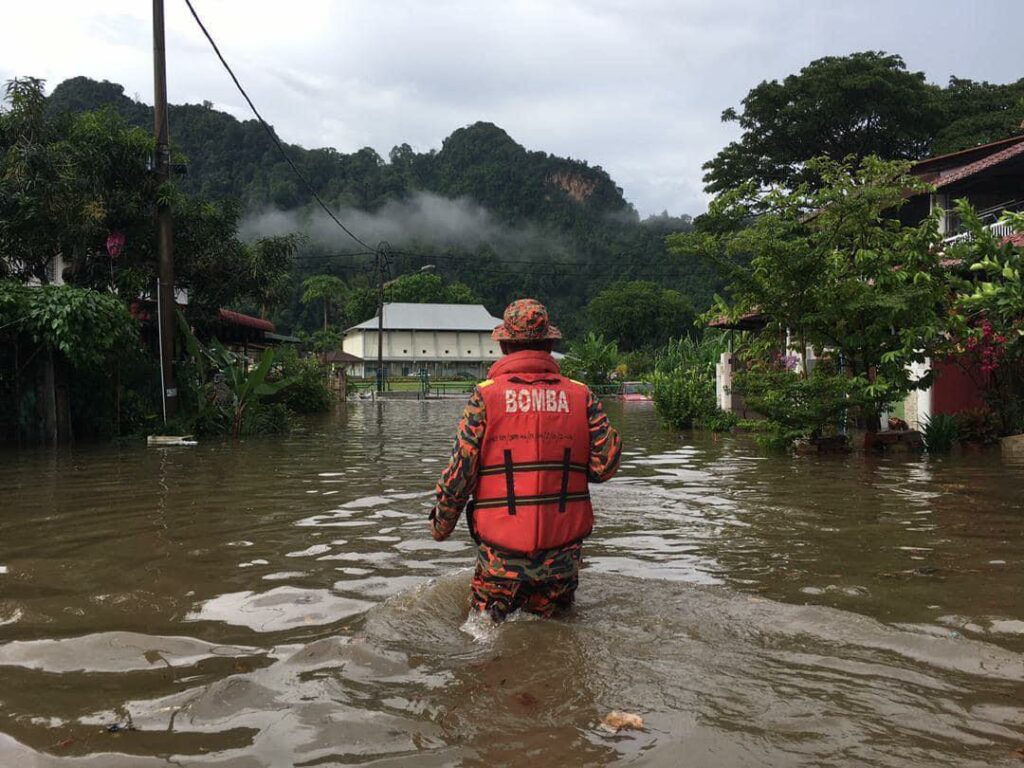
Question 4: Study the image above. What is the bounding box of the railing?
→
[943,201,1023,245]
[424,382,476,397]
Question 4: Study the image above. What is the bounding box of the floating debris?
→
[147,435,197,447]
[600,711,644,733]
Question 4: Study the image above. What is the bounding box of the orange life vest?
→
[469,351,593,555]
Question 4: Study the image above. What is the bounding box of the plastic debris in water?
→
[600,711,644,733]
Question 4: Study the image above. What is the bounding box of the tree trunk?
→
[323,302,329,332]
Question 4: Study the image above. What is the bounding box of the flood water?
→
[1,401,1023,767]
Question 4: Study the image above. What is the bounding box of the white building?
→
[343,303,504,379]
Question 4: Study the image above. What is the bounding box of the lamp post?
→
[375,254,434,394]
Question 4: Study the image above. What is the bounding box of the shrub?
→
[652,366,715,429]
[922,413,958,453]
[732,361,854,449]
[651,334,732,431]
[953,407,1001,445]
[273,347,333,414]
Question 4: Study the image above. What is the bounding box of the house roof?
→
[911,134,1024,189]
[346,303,502,332]
[322,350,363,364]
[707,310,767,331]
[218,308,274,332]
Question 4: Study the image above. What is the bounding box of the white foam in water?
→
[459,605,542,642]
[460,611,498,642]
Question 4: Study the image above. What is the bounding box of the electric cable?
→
[182,0,373,252]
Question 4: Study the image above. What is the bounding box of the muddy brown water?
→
[0,401,1022,767]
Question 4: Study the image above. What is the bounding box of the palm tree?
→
[301,275,348,331]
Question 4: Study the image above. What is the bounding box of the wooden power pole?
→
[153,0,178,420]
[376,242,390,394]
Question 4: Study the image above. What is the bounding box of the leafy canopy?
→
[702,51,1024,194]
[674,155,954,432]
[586,280,694,352]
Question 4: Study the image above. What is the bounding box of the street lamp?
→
[376,259,435,394]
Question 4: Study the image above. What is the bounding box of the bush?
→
[732,361,853,449]
[653,367,714,429]
[273,347,333,414]
[651,334,732,431]
[922,413,958,453]
[953,407,1001,445]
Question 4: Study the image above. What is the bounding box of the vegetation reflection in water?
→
[0,401,1022,766]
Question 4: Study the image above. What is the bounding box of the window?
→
[444,350,450,354]
[466,349,472,355]
[422,349,427,354]
[403,349,408,354]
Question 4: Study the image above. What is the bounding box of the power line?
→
[182,0,373,252]
[293,248,698,280]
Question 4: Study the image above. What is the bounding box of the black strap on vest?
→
[503,450,516,516]
[558,447,572,513]
[464,500,481,544]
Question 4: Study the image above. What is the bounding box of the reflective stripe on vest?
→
[472,373,593,554]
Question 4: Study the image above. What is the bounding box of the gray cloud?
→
[4,1,1024,216]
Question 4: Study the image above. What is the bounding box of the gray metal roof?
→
[346,303,502,332]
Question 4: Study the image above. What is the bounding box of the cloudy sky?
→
[3,1,1022,216]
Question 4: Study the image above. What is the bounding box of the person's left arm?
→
[429,386,487,541]
[586,389,622,483]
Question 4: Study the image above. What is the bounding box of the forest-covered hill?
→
[46,77,703,336]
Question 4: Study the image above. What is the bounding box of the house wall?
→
[903,356,988,430]
[343,328,501,380]
[931,358,987,415]
[343,332,366,359]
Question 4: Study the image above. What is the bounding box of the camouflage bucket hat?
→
[492,298,562,342]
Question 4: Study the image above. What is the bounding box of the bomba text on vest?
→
[504,388,571,414]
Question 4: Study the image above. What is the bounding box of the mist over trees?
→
[37,50,1024,343]
[44,76,710,338]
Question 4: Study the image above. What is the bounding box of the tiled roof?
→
[912,137,1024,190]
[346,303,502,332]
[912,134,1024,174]
[218,308,274,332]
[322,350,363,364]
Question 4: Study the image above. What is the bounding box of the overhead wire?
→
[181,0,373,252]
[293,247,695,280]
[180,0,694,286]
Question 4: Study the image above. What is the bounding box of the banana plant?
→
[205,340,295,438]
[177,312,296,438]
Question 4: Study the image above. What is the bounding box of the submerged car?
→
[619,381,653,402]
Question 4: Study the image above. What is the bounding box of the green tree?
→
[673,156,953,440]
[301,274,348,331]
[587,281,694,351]
[0,280,140,443]
[933,77,1024,155]
[384,272,446,303]
[703,52,942,193]
[559,332,620,386]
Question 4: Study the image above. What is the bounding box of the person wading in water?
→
[429,299,622,621]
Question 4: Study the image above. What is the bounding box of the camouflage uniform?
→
[430,299,622,621]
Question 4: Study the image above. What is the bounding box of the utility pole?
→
[375,242,391,394]
[153,0,178,421]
